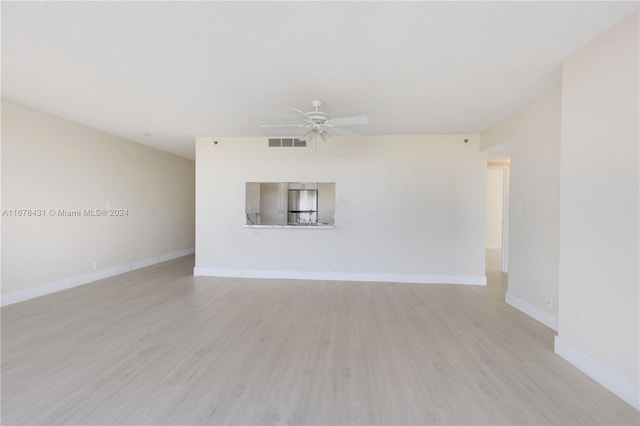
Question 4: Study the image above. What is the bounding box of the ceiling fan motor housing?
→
[307,99,328,123]
[306,111,328,123]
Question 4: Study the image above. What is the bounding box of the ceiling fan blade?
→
[320,131,331,143]
[259,124,305,128]
[291,108,311,120]
[325,115,368,127]
[327,127,360,136]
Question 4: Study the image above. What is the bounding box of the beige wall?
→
[317,182,336,225]
[259,182,282,225]
[558,11,638,402]
[481,89,561,326]
[195,135,487,284]
[245,182,260,215]
[1,100,195,301]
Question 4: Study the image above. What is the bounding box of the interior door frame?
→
[487,163,510,273]
[500,165,510,273]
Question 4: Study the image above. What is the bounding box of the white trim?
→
[193,268,487,285]
[486,244,502,250]
[1,248,195,307]
[554,336,640,411]
[505,291,558,331]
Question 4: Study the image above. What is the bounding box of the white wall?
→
[1,100,196,304]
[195,135,487,284]
[481,89,561,329]
[557,12,639,409]
[486,167,504,249]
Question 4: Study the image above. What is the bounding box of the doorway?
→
[486,164,510,273]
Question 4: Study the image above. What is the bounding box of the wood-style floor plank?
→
[2,254,638,425]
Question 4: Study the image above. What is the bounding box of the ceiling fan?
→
[259,99,368,142]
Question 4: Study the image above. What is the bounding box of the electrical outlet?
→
[458,266,464,272]
[92,260,99,270]
[545,296,553,309]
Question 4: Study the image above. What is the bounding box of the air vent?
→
[268,138,306,148]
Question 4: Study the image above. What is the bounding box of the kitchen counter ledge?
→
[243,224,335,229]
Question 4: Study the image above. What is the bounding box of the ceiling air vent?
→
[268,138,306,148]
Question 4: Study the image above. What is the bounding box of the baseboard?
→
[193,267,487,285]
[1,248,195,307]
[554,336,639,411]
[505,291,558,331]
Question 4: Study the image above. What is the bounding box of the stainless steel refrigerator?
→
[287,189,318,225]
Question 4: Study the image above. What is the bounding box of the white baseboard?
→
[1,248,195,307]
[193,267,487,286]
[554,336,639,411]
[505,291,558,331]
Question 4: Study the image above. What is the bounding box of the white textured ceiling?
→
[2,1,638,159]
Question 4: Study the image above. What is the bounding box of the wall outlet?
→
[458,266,464,272]
[92,260,99,270]
[545,296,553,309]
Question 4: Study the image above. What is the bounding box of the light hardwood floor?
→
[2,254,638,425]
